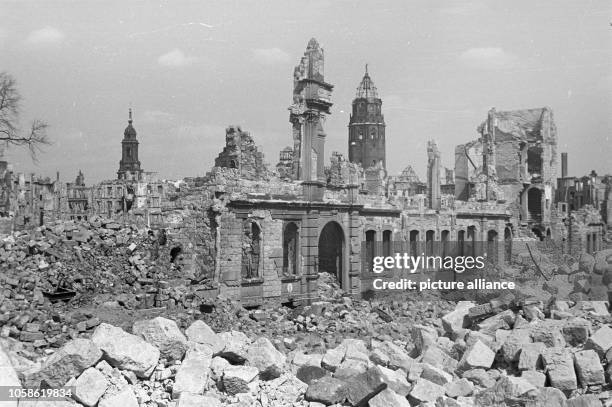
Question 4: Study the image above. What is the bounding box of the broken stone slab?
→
[322,346,344,372]
[585,325,612,357]
[408,378,445,404]
[217,330,250,364]
[245,337,286,380]
[369,347,390,367]
[185,320,224,355]
[501,328,532,363]
[411,324,439,355]
[304,376,348,405]
[530,319,567,348]
[345,366,387,406]
[72,367,109,407]
[296,365,328,385]
[420,344,457,374]
[464,330,499,353]
[222,365,259,395]
[421,363,453,386]
[177,393,222,407]
[292,351,323,368]
[566,394,604,407]
[25,338,102,388]
[473,375,537,406]
[344,345,369,364]
[209,356,230,380]
[333,358,369,379]
[520,370,546,388]
[573,349,605,386]
[441,301,474,336]
[445,377,474,398]
[98,387,139,407]
[518,342,545,371]
[457,340,494,373]
[370,339,416,372]
[132,316,188,362]
[376,365,411,396]
[562,317,592,346]
[368,388,410,407]
[462,369,496,388]
[91,323,159,378]
[172,347,212,398]
[475,309,515,335]
[525,387,568,407]
[541,347,577,391]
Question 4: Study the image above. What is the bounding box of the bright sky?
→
[1,0,610,183]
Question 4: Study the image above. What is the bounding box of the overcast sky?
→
[1,0,610,183]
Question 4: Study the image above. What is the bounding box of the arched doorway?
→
[318,222,345,286]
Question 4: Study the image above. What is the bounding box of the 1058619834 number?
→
[1,386,74,401]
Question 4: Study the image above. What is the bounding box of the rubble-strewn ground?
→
[1,218,612,406]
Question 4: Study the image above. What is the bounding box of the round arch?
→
[318,221,346,287]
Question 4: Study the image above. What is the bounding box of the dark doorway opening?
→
[504,227,512,263]
[318,222,345,286]
[527,188,543,223]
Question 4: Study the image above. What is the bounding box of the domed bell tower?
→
[117,108,143,181]
[348,65,386,170]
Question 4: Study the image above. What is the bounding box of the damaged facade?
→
[153,39,514,305]
[0,39,608,305]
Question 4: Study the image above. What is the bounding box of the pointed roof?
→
[355,64,379,99]
[124,108,137,139]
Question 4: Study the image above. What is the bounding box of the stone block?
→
[457,340,494,373]
[408,378,445,404]
[72,367,109,407]
[573,349,605,386]
[541,347,577,391]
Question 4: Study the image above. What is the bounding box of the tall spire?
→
[128,108,133,124]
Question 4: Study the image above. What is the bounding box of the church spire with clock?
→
[348,65,386,170]
[117,108,143,181]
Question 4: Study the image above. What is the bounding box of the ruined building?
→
[456,107,558,238]
[118,109,143,181]
[348,66,386,170]
[152,39,513,306]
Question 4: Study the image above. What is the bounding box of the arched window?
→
[242,221,261,279]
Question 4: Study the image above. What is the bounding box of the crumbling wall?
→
[327,151,362,187]
[214,126,269,180]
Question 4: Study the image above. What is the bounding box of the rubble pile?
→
[1,288,611,406]
[0,217,183,351]
[0,217,611,406]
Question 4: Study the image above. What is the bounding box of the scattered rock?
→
[132,317,188,362]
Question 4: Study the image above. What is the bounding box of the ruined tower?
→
[348,65,386,170]
[117,109,143,181]
[289,38,333,191]
[427,140,441,210]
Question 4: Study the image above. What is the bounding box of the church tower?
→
[117,109,143,181]
[348,66,386,170]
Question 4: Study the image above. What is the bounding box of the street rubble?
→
[1,218,612,406]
